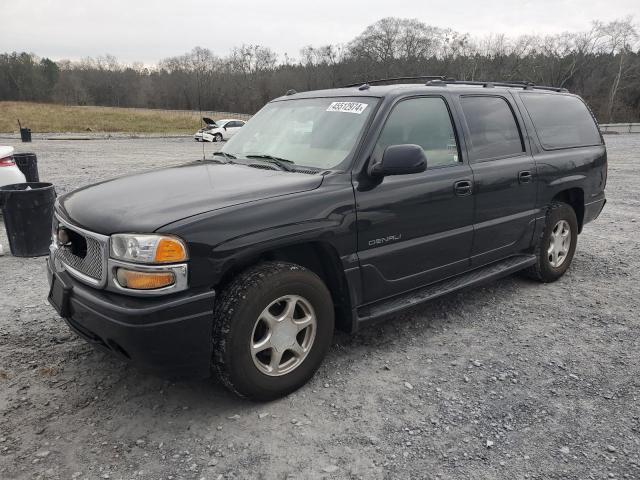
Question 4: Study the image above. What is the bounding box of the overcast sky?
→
[1,0,637,64]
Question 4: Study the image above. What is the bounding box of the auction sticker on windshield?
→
[326,102,368,114]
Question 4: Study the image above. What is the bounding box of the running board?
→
[356,254,536,326]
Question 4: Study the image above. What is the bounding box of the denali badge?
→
[368,234,402,247]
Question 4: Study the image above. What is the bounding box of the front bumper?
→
[47,258,215,378]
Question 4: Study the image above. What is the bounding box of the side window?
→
[375,97,459,168]
[459,96,524,162]
[520,93,601,149]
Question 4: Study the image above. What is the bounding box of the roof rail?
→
[342,76,448,88]
[342,76,568,93]
[446,79,567,93]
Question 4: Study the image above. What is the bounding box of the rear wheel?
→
[212,262,334,400]
[525,201,578,282]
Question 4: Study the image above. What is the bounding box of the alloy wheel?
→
[548,219,571,267]
[250,295,317,376]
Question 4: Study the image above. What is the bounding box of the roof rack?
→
[343,76,567,93]
[342,76,448,88]
[445,79,568,93]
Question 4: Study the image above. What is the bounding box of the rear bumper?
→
[47,259,215,378]
[583,194,606,227]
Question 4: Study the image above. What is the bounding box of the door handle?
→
[518,170,533,184]
[454,180,473,196]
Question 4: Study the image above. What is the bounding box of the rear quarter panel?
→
[534,145,607,208]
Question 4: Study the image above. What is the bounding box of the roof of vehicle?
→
[273,79,571,102]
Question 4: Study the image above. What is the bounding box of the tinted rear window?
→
[459,96,524,161]
[520,93,601,149]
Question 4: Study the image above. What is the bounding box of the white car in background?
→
[201,119,246,142]
[0,146,26,187]
[193,117,219,142]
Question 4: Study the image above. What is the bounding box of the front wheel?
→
[213,133,223,142]
[525,201,578,282]
[212,262,334,400]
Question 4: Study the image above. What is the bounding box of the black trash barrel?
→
[13,153,39,182]
[20,128,32,142]
[0,182,56,257]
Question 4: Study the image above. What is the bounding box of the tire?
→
[525,201,578,282]
[214,133,223,142]
[212,262,334,400]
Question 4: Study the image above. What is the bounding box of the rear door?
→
[454,93,537,267]
[354,95,475,303]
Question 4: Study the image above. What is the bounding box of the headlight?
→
[110,234,188,264]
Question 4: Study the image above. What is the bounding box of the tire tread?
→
[211,261,310,398]
[524,201,577,282]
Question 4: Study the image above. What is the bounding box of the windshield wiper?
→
[213,151,237,161]
[245,154,295,172]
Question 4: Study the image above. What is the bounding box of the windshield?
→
[222,97,378,170]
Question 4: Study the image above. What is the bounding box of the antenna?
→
[195,62,205,161]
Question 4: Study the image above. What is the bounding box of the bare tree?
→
[228,44,277,75]
[596,17,639,121]
[1,17,639,122]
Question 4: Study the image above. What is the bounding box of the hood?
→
[58,162,323,234]
[202,117,217,125]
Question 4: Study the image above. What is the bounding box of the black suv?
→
[47,78,607,400]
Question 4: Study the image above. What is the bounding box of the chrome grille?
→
[52,215,108,286]
[55,235,104,281]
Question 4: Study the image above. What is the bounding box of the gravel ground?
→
[0,135,639,480]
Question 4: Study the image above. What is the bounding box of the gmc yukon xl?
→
[47,78,607,400]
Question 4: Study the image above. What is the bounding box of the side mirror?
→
[369,144,427,177]
[223,126,227,131]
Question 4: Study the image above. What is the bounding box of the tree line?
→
[1,17,638,122]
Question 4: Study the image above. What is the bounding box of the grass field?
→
[0,102,249,134]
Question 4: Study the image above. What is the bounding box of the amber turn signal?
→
[116,268,175,290]
[154,237,188,263]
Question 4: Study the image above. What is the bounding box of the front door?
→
[354,96,475,304]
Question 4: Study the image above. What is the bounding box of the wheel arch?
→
[552,187,585,233]
[216,241,354,333]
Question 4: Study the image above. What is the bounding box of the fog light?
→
[116,268,175,290]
